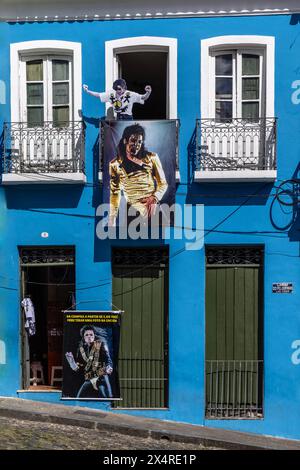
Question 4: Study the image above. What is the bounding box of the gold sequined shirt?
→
[109,152,168,217]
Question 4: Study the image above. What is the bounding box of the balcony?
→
[195,118,277,182]
[1,121,86,184]
[98,119,180,183]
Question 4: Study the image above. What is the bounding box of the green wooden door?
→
[112,249,168,408]
[206,266,259,362]
[205,248,263,418]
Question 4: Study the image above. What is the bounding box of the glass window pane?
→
[27,83,43,105]
[52,60,69,81]
[216,77,232,99]
[27,107,43,127]
[242,78,259,100]
[53,83,69,105]
[26,60,43,81]
[242,54,260,75]
[53,106,69,126]
[242,102,259,120]
[215,54,233,76]
[216,101,232,121]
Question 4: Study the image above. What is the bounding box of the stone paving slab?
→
[0,397,299,450]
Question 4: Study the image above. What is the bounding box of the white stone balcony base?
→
[194,170,277,183]
[2,173,86,185]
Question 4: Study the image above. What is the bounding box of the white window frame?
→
[237,49,264,119]
[211,49,237,120]
[20,54,73,125]
[201,36,274,119]
[10,40,82,123]
[105,36,177,119]
[211,49,264,120]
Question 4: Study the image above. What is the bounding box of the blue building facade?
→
[0,1,299,441]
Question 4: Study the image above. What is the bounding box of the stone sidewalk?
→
[0,397,299,450]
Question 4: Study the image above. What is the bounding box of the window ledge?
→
[194,169,277,183]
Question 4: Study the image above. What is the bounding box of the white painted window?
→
[20,54,72,127]
[211,49,264,121]
[10,40,82,123]
[201,36,274,119]
[199,36,275,172]
[10,41,82,165]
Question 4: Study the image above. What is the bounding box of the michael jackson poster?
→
[62,311,122,400]
[102,120,177,226]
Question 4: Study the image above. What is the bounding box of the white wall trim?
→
[10,40,82,122]
[2,1,300,21]
[105,36,177,118]
[201,35,275,118]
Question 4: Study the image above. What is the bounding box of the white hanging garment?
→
[21,297,36,336]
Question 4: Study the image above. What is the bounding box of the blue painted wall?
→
[0,14,299,440]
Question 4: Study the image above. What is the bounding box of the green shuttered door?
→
[206,266,259,361]
[112,248,168,408]
[205,247,263,418]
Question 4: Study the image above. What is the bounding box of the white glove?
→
[65,352,79,371]
[90,377,98,391]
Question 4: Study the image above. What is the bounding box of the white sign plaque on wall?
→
[272,282,293,293]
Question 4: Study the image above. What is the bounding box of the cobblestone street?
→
[0,417,220,450]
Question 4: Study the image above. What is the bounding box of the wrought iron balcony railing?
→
[2,121,85,175]
[196,118,277,172]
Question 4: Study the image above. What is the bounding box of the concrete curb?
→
[0,406,256,450]
[0,398,299,450]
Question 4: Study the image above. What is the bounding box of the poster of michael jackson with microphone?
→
[62,311,122,400]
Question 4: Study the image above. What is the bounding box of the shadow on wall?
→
[289,202,300,243]
[289,14,300,53]
[80,112,113,190]
[290,14,300,25]
[85,115,111,264]
[186,126,273,207]
[270,162,300,243]
[186,182,274,208]
[289,163,300,242]
[93,152,111,263]
[80,112,102,188]
[0,121,85,209]
[187,126,196,186]
[4,185,84,210]
[2,113,102,210]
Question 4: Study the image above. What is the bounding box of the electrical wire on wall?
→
[1,180,299,293]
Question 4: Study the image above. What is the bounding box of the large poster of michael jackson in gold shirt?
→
[102,120,177,226]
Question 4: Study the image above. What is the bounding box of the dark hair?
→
[80,324,96,338]
[117,124,147,160]
[113,79,127,91]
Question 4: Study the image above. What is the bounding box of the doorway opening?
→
[20,247,75,390]
[116,51,168,120]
